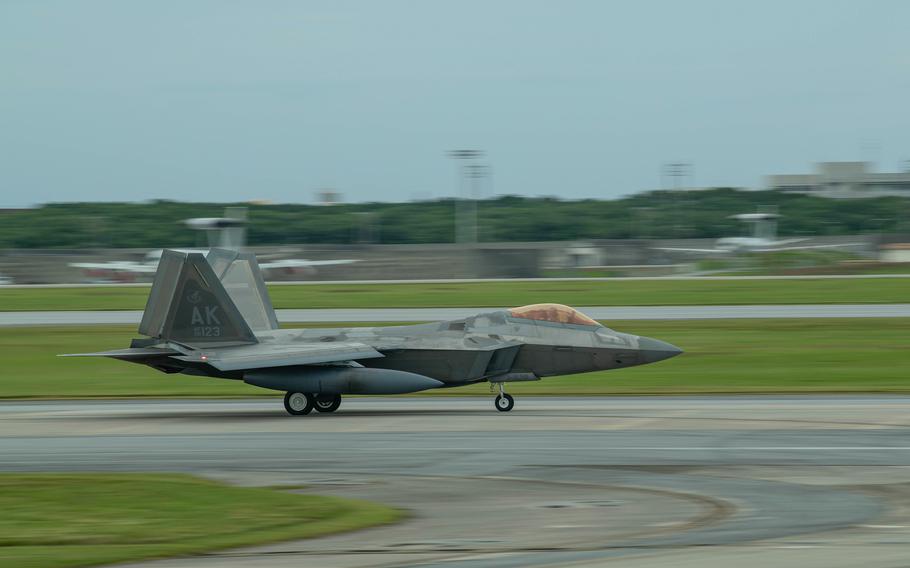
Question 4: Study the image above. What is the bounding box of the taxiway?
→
[1,303,909,326]
[3,396,910,567]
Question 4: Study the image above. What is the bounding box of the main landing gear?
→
[283,392,342,416]
[493,383,514,412]
[313,394,342,413]
[284,392,312,415]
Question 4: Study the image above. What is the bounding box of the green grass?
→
[0,473,401,568]
[1,319,908,397]
[0,277,908,311]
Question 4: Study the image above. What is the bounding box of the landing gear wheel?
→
[284,392,313,416]
[313,394,342,413]
[495,393,514,412]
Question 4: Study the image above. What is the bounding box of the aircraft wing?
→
[255,248,303,261]
[259,259,358,270]
[174,341,384,372]
[69,261,158,273]
[652,247,731,254]
[768,238,809,246]
[61,341,384,372]
[754,243,864,252]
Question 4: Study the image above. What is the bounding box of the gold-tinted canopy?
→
[508,303,599,326]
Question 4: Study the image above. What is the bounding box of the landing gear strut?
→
[313,394,342,413]
[284,391,313,416]
[494,383,514,412]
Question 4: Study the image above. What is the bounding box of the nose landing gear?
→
[493,383,514,412]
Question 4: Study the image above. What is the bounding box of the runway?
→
[6,273,909,288]
[4,396,910,567]
[2,303,909,325]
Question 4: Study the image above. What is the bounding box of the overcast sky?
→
[2,0,909,207]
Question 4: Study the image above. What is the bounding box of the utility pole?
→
[464,164,490,243]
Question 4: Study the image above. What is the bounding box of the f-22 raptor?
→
[65,249,682,415]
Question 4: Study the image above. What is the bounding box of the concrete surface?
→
[5,273,910,288]
[2,303,910,326]
[3,396,910,567]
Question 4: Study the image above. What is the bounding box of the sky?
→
[2,0,910,207]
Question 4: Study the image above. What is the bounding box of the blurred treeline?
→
[1,189,907,248]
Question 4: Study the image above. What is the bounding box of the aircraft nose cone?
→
[638,337,683,364]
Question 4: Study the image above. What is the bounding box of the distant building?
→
[767,162,910,198]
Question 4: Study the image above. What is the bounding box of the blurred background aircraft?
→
[655,210,864,254]
[68,207,356,282]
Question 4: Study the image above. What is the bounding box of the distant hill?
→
[1,189,908,249]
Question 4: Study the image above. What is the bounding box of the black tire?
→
[313,394,342,413]
[494,393,514,412]
[284,392,313,416]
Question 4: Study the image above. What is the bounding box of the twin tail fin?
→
[138,249,258,346]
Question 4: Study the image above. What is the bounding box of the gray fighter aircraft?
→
[64,249,682,414]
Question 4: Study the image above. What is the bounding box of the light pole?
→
[661,162,693,238]
[464,164,490,243]
[447,150,484,245]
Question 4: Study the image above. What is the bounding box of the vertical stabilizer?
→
[139,250,257,345]
[206,248,279,331]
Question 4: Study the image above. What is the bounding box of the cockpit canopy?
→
[508,303,600,326]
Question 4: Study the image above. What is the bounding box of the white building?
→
[767,162,910,198]
[880,244,910,263]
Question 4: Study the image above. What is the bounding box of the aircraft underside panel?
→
[244,366,443,394]
[366,346,521,383]
[513,345,640,377]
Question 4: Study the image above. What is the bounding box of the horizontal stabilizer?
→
[174,342,384,372]
[59,347,181,358]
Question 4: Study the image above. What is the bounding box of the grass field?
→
[0,473,400,568]
[1,277,909,311]
[2,319,907,398]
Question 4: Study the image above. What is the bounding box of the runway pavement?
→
[2,303,910,325]
[4,396,910,567]
[6,273,910,288]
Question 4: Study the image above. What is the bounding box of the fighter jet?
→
[63,249,682,414]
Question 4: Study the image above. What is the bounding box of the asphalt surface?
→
[2,303,910,325]
[6,273,910,288]
[7,273,910,290]
[4,396,910,567]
